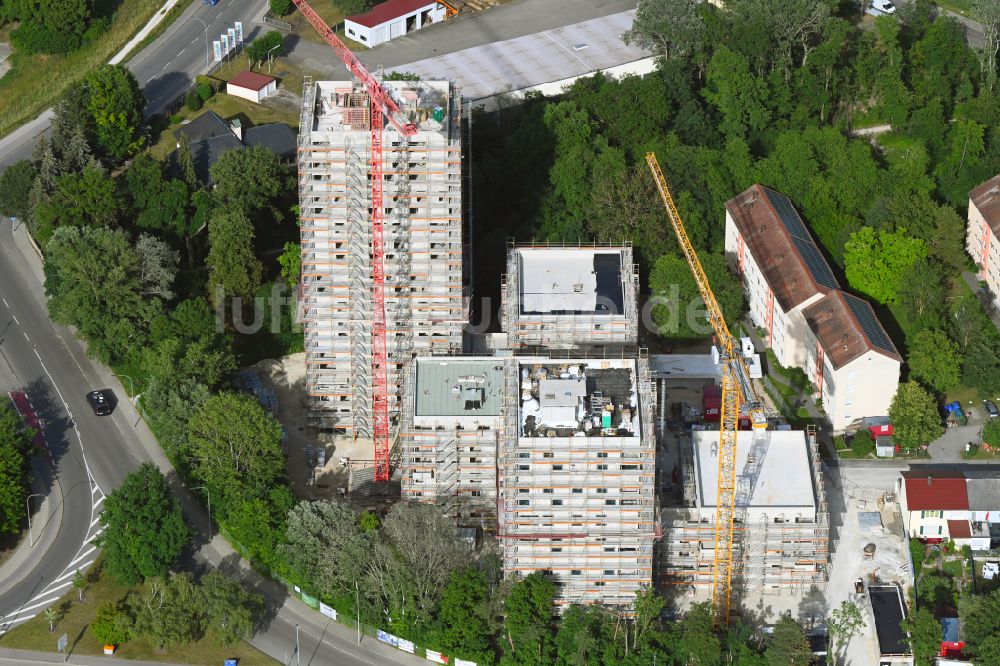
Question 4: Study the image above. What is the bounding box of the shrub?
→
[82,17,111,45]
[11,21,82,54]
[169,114,184,124]
[185,90,203,112]
[196,82,214,101]
[910,539,925,577]
[91,602,133,646]
[851,429,875,457]
[962,544,972,559]
[269,0,293,15]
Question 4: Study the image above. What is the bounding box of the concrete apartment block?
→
[501,243,639,350]
[297,78,466,433]
[968,174,1000,307]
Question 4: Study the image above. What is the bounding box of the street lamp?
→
[26,493,42,547]
[191,486,212,541]
[116,374,139,427]
[295,624,300,666]
[192,17,211,67]
[267,43,282,74]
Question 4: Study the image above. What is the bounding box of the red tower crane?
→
[292,0,418,482]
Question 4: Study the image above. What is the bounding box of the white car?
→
[870,0,896,14]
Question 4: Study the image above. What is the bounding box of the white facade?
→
[227,79,276,103]
[967,175,1000,309]
[344,1,445,48]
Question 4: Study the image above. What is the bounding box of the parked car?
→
[869,0,896,14]
[984,400,999,419]
[86,390,113,416]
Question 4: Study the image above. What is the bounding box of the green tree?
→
[962,588,1000,663]
[125,154,191,236]
[623,0,705,60]
[33,164,122,242]
[95,464,189,585]
[44,226,148,364]
[10,0,91,53]
[278,241,301,289]
[827,601,865,662]
[898,260,947,332]
[223,488,293,573]
[704,46,771,140]
[500,572,556,666]
[764,615,812,666]
[131,573,206,649]
[907,329,960,394]
[904,606,941,666]
[888,381,944,450]
[649,252,744,340]
[671,602,721,665]
[844,227,928,304]
[432,568,494,664]
[246,30,285,67]
[0,405,34,536]
[136,234,179,301]
[269,0,292,15]
[0,160,37,220]
[850,429,875,457]
[974,0,1000,92]
[279,499,369,600]
[186,392,285,502]
[201,571,263,645]
[91,601,134,646]
[208,146,289,221]
[73,569,85,602]
[85,65,146,161]
[207,209,263,303]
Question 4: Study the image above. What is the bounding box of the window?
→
[571,570,582,576]
[552,499,563,506]
[553,465,564,471]
[605,499,617,505]
[597,488,608,494]
[921,510,943,519]
[572,488,583,494]
[597,452,608,458]
[543,488,553,494]
[597,464,608,471]
[621,464,639,470]
[604,569,614,575]
[518,499,529,506]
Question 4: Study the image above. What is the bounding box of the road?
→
[0,0,269,171]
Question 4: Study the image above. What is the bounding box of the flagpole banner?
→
[212,40,222,61]
[221,34,230,54]
[227,28,236,50]
[235,21,243,43]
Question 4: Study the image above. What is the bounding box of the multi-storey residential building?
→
[968,174,1000,305]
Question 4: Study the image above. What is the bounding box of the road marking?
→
[11,314,18,325]
[190,36,198,43]
[276,616,376,665]
[93,494,105,507]
[1,586,72,617]
[1,297,7,307]
[159,62,169,72]
[179,47,188,55]
[22,331,28,342]
[68,546,97,569]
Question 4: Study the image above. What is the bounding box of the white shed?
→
[226,71,277,103]
[344,0,445,48]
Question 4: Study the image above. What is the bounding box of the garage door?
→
[390,20,404,39]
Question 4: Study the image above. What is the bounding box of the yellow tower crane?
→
[645,152,768,625]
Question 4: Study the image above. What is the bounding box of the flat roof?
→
[649,354,721,380]
[385,10,649,100]
[693,430,815,509]
[414,358,504,417]
[868,586,910,656]
[517,248,625,316]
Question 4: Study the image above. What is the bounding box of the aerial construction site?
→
[294,0,832,619]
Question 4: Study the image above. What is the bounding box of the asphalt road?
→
[0,0,269,171]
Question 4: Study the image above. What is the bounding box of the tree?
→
[186,392,285,501]
[331,0,375,13]
[269,0,292,13]
[278,241,301,289]
[623,0,705,61]
[0,406,34,536]
[889,381,944,450]
[91,601,134,646]
[135,234,179,301]
[431,568,494,664]
[704,46,771,140]
[73,569,86,602]
[765,615,812,666]
[850,429,875,457]
[898,260,948,332]
[907,329,960,394]
[649,252,744,340]
[0,160,37,220]
[207,209,263,303]
[208,146,289,221]
[44,226,148,364]
[246,30,285,67]
[500,573,556,666]
[902,606,940,666]
[844,227,928,304]
[827,601,865,662]
[279,499,370,600]
[126,154,191,236]
[200,571,263,645]
[33,164,122,242]
[95,464,189,585]
[43,607,57,632]
[962,588,1000,663]
[974,0,1000,92]
[131,573,206,649]
[85,65,146,161]
[671,602,721,665]
[917,572,956,613]
[10,0,91,53]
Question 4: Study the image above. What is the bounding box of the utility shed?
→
[344,0,445,47]
[868,585,912,664]
[226,70,277,103]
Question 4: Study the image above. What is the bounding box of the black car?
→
[984,400,999,419]
[86,390,113,416]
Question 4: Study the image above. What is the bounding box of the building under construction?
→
[661,427,829,602]
[501,242,639,350]
[401,352,657,610]
[297,78,466,432]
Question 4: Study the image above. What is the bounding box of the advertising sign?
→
[235,21,243,43]
[221,33,230,54]
[397,638,415,654]
[319,602,337,620]
[212,40,222,61]
[425,650,449,664]
[227,28,236,50]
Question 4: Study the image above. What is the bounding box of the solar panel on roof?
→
[844,294,895,354]
[763,188,841,290]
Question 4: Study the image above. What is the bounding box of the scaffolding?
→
[501,241,639,350]
[298,80,466,434]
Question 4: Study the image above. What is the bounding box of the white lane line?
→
[190,36,198,43]
[22,331,28,342]
[68,546,97,569]
[2,586,71,617]
[93,494,105,508]
[11,314,18,325]
[1,297,7,307]
[159,62,168,72]
[179,47,188,55]
[90,515,100,528]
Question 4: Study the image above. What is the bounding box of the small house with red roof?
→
[226,70,277,103]
[344,0,445,48]
[897,469,998,549]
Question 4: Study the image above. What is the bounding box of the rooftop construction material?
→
[502,243,638,349]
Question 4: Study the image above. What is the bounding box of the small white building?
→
[724,184,901,431]
[967,174,1000,308]
[344,0,445,47]
[226,70,277,103]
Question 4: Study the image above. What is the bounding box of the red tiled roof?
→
[902,470,968,511]
[346,0,438,28]
[970,174,1000,237]
[228,70,276,91]
[801,291,902,369]
[947,520,972,539]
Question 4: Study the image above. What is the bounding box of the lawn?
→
[147,58,312,159]
[0,0,165,139]
[1,560,277,665]
[278,1,368,50]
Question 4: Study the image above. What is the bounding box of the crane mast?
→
[293,0,418,481]
[645,153,765,625]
